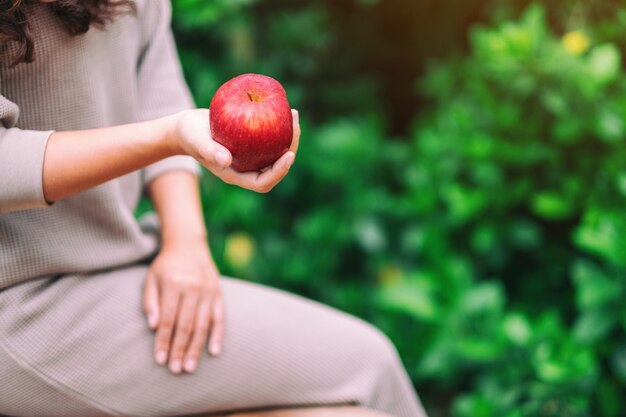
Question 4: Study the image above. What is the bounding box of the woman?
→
[0,1,427,416]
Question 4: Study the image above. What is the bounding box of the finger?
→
[203,110,232,168]
[254,151,295,190]
[168,293,199,374]
[154,286,180,366]
[208,295,225,356]
[183,110,232,169]
[183,299,212,373]
[211,142,232,169]
[198,139,232,170]
[143,271,160,330]
[289,109,300,154]
[221,150,295,193]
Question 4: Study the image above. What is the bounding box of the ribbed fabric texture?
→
[0,2,427,416]
[0,272,427,417]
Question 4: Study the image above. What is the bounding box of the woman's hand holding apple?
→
[170,108,299,193]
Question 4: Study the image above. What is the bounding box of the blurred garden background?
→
[168,1,626,416]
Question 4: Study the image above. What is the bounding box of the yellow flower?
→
[378,264,403,285]
[224,233,255,269]
[563,31,590,55]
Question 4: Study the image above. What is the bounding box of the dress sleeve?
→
[137,0,201,186]
[0,93,54,214]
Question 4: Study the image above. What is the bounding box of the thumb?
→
[203,108,231,167]
[198,138,232,170]
[143,272,160,330]
[178,110,232,169]
[211,141,232,169]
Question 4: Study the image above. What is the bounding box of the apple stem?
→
[246,91,253,101]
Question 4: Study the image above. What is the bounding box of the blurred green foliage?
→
[169,1,626,416]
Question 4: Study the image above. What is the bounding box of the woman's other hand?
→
[171,108,300,193]
[143,238,224,374]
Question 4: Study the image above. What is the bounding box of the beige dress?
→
[0,2,426,416]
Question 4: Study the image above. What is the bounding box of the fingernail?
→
[155,350,167,365]
[209,343,221,356]
[216,151,228,167]
[184,359,197,373]
[169,359,182,374]
[293,109,299,122]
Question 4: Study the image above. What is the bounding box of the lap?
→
[0,266,395,417]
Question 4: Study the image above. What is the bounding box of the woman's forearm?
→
[42,115,178,203]
[148,170,208,247]
[41,108,300,204]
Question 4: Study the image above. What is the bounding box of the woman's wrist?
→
[161,232,208,251]
[148,169,208,251]
[155,113,185,157]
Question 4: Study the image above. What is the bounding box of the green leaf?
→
[596,109,625,143]
[461,282,506,314]
[571,259,621,310]
[574,209,626,266]
[530,192,575,220]
[614,172,626,197]
[453,394,494,417]
[573,310,618,343]
[354,217,387,253]
[443,184,488,224]
[378,275,439,321]
[588,44,621,85]
[533,339,598,384]
[503,313,532,346]
[455,337,504,362]
[611,345,626,384]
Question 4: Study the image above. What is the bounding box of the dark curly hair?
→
[0,0,135,65]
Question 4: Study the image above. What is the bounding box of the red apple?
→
[209,74,293,172]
